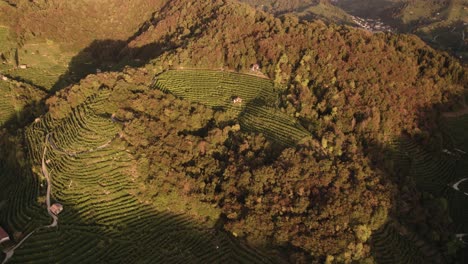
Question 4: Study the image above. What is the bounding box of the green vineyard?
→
[153,70,279,110]
[371,113,468,263]
[153,69,311,146]
[371,222,442,264]
[1,88,278,263]
[0,81,16,126]
[238,105,310,147]
[442,114,468,235]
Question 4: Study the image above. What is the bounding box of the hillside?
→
[335,0,468,59]
[242,0,467,60]
[238,0,356,25]
[0,0,467,263]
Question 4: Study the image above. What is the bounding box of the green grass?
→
[3,41,73,90]
[153,69,311,146]
[0,25,14,52]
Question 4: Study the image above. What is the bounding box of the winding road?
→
[450,178,468,196]
[2,134,58,264]
[42,134,58,228]
[2,125,119,263]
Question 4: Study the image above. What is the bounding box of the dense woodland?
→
[0,0,467,263]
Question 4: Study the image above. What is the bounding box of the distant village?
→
[351,16,395,33]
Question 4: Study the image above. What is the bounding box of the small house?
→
[49,203,63,215]
[251,63,260,72]
[0,227,10,244]
[232,96,243,104]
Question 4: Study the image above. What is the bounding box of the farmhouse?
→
[50,203,63,215]
[0,226,10,244]
[232,96,243,104]
[251,63,260,72]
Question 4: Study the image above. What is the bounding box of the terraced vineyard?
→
[153,69,311,146]
[0,166,49,242]
[1,88,278,263]
[0,82,15,126]
[153,70,278,109]
[239,104,310,147]
[371,222,442,264]
[390,139,459,195]
[442,113,468,236]
[371,113,468,263]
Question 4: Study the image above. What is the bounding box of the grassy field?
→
[5,41,74,90]
[0,26,14,53]
[153,69,311,146]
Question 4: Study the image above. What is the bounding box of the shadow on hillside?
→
[50,39,176,92]
[0,42,287,264]
[0,119,286,263]
[1,36,176,130]
[364,103,468,263]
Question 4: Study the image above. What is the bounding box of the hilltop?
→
[0,0,467,263]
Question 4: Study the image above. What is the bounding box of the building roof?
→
[50,203,63,215]
[0,227,10,244]
[232,96,243,104]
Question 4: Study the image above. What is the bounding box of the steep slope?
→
[243,0,467,59]
[239,0,355,25]
[123,0,466,261]
[1,71,282,264]
[0,0,169,91]
[0,79,44,127]
[0,0,466,263]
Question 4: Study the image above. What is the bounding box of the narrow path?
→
[48,136,115,155]
[2,127,118,263]
[48,131,119,156]
[42,134,58,228]
[442,107,468,118]
[2,134,57,264]
[449,178,468,196]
